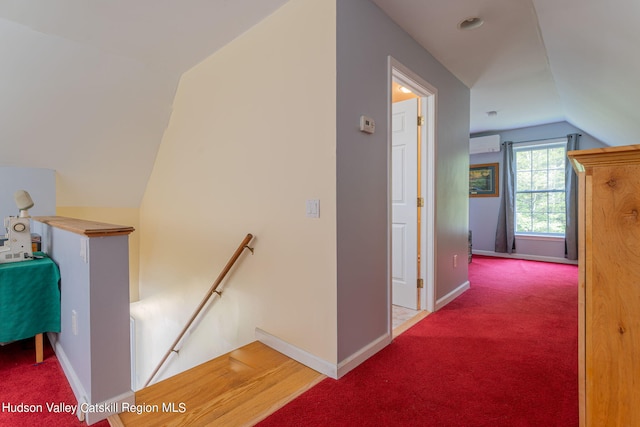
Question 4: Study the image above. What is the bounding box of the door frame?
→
[388,57,437,320]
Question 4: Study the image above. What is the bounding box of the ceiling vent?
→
[470,135,501,155]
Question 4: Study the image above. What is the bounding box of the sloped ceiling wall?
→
[372,0,640,146]
[0,0,288,207]
[534,0,640,147]
[0,16,175,207]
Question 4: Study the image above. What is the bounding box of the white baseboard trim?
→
[255,328,338,379]
[435,280,470,311]
[336,332,391,379]
[84,391,136,426]
[48,333,87,416]
[48,332,135,425]
[472,250,578,265]
[255,328,392,380]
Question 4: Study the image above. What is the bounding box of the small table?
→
[0,254,61,363]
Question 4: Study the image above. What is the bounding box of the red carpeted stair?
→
[258,256,579,427]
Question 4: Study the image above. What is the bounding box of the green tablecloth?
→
[0,253,61,342]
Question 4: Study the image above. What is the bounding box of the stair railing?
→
[144,233,255,387]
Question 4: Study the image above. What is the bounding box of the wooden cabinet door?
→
[586,164,640,427]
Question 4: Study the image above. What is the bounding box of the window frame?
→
[513,139,567,237]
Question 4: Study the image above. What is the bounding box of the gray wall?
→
[336,0,470,362]
[37,220,133,423]
[470,121,607,257]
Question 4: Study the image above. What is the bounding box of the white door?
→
[392,98,419,310]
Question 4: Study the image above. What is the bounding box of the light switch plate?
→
[306,199,320,218]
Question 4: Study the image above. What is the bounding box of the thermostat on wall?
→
[360,115,375,134]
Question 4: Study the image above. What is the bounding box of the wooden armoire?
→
[568,145,640,427]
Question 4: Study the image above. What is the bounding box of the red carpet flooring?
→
[0,337,110,427]
[259,256,579,427]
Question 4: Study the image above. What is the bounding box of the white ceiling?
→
[1,0,638,207]
[373,0,640,146]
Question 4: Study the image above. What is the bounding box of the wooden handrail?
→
[144,233,255,387]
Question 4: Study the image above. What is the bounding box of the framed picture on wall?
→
[469,163,499,197]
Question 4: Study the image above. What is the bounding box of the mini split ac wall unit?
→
[469,135,500,155]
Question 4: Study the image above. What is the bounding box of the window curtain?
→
[494,141,516,253]
[565,133,581,260]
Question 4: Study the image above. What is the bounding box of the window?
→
[514,141,566,236]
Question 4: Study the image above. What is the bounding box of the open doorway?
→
[389,58,437,334]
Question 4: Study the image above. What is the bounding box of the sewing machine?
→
[0,190,34,264]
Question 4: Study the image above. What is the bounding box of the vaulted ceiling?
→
[1,0,638,207]
[0,0,288,206]
[373,0,640,146]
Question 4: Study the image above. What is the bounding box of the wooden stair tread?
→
[116,341,324,427]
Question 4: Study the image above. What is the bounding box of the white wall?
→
[132,0,337,388]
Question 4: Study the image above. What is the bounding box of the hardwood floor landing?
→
[113,341,324,427]
[112,314,427,426]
